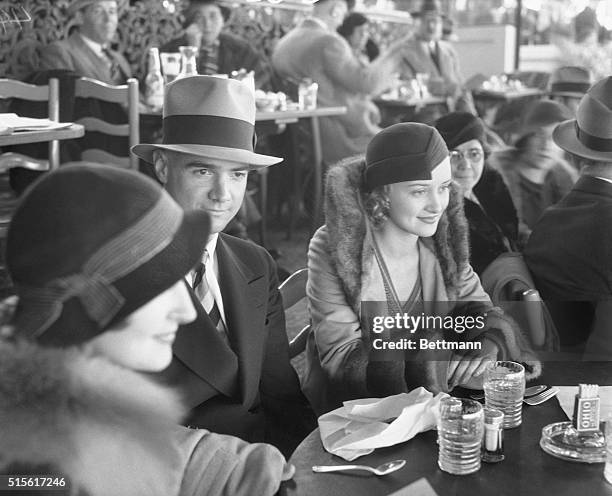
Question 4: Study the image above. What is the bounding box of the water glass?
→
[483,361,525,429]
[160,52,181,83]
[437,397,484,475]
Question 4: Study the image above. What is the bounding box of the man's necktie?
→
[192,255,228,343]
[429,43,441,75]
[198,45,219,76]
[101,47,123,84]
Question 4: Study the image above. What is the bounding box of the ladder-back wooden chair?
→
[0,77,59,172]
[74,77,139,169]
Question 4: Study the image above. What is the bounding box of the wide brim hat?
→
[550,66,592,98]
[553,77,612,162]
[411,0,446,19]
[68,0,128,16]
[7,164,210,346]
[132,76,282,170]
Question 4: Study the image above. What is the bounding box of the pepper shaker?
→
[482,407,505,463]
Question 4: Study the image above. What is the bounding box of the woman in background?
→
[489,100,578,230]
[435,111,520,274]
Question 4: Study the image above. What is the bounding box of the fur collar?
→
[0,339,185,495]
[324,157,470,307]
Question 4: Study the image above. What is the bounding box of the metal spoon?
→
[470,384,547,401]
[312,459,406,476]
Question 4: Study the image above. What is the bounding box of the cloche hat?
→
[7,164,210,345]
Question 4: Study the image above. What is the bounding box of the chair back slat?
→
[279,268,308,310]
[75,117,129,137]
[74,77,139,169]
[0,78,59,170]
[74,77,129,103]
[0,79,50,101]
[81,149,131,169]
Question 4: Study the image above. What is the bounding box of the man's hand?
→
[447,339,498,390]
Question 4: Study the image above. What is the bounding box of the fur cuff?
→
[483,307,542,381]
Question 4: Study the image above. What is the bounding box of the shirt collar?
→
[204,233,219,262]
[80,33,107,58]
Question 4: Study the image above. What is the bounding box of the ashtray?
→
[540,421,606,463]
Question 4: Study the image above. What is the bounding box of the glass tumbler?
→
[437,397,484,475]
[484,361,525,429]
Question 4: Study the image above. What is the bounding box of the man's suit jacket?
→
[161,233,314,455]
[400,39,474,112]
[39,32,131,85]
[524,175,612,353]
[272,18,400,164]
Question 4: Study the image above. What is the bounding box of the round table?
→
[281,361,612,496]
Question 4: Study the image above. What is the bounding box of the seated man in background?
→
[132,75,315,457]
[400,0,474,113]
[161,0,274,90]
[524,77,612,357]
[39,0,131,85]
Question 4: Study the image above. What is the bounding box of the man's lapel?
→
[172,285,239,398]
[217,235,268,408]
[70,33,111,83]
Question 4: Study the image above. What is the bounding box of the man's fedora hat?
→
[132,76,282,169]
[553,76,612,162]
[411,0,446,19]
[550,66,592,98]
[68,0,128,16]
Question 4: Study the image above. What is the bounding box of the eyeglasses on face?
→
[449,148,483,165]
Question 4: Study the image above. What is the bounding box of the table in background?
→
[140,107,346,246]
[282,361,612,496]
[0,124,84,149]
[373,96,448,128]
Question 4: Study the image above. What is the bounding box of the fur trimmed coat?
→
[0,339,287,496]
[304,158,540,414]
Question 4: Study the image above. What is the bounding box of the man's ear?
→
[153,150,169,185]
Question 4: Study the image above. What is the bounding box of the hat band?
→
[17,192,184,338]
[365,153,434,191]
[551,82,590,94]
[575,121,612,152]
[163,114,255,151]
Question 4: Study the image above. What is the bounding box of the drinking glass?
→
[177,46,198,79]
[483,361,525,429]
[437,397,484,475]
[160,52,181,84]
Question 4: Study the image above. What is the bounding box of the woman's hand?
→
[447,339,498,390]
[281,463,296,481]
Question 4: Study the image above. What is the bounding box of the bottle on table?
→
[145,47,164,111]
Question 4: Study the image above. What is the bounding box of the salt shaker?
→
[482,407,504,463]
